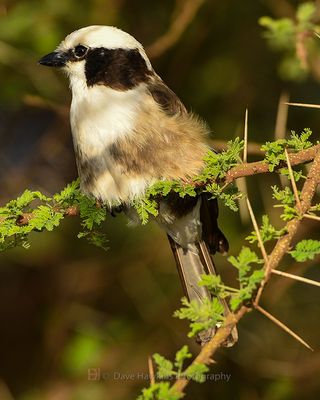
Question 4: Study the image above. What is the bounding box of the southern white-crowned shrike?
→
[39,25,237,346]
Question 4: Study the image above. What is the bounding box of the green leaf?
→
[199,274,222,291]
[132,197,159,225]
[77,231,109,251]
[78,196,107,230]
[204,183,242,212]
[259,17,295,50]
[296,2,316,24]
[4,189,51,215]
[200,138,244,181]
[230,269,265,311]
[185,363,209,383]
[153,354,175,379]
[174,297,224,337]
[246,215,286,244]
[290,239,320,262]
[147,180,176,197]
[29,205,63,231]
[279,168,304,182]
[310,203,320,211]
[272,186,298,221]
[261,139,287,171]
[287,129,313,151]
[272,186,295,204]
[137,382,183,400]
[228,247,261,281]
[228,247,264,311]
[53,179,80,203]
[174,345,192,374]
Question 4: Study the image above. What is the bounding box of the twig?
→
[148,356,155,385]
[255,305,313,351]
[246,198,269,264]
[275,92,289,188]
[236,178,250,224]
[268,258,317,304]
[275,92,289,139]
[303,213,320,222]
[243,109,248,163]
[271,269,320,288]
[236,109,250,224]
[146,0,205,58]
[286,102,320,109]
[285,148,302,212]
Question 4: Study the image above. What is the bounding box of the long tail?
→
[168,236,238,346]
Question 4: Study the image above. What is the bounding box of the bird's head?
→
[39,25,154,90]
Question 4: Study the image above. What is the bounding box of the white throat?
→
[70,78,145,157]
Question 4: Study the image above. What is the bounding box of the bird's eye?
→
[74,45,88,58]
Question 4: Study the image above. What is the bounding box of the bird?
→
[39,25,238,346]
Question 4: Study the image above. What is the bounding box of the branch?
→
[224,143,320,184]
[271,269,320,288]
[255,148,320,303]
[14,205,79,226]
[255,305,313,351]
[172,307,249,393]
[4,143,320,227]
[171,147,320,397]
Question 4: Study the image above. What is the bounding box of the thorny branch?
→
[255,149,320,303]
[5,143,320,227]
[224,143,320,184]
[2,139,320,398]
[172,307,248,394]
[15,205,79,226]
[171,148,320,397]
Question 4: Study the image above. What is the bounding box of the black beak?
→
[38,51,69,67]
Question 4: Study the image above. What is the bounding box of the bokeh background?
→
[1,1,320,399]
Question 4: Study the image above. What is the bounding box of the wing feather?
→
[148,77,187,116]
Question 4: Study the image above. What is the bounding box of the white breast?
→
[70,79,144,156]
[69,77,150,204]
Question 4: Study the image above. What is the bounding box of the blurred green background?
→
[1,0,320,399]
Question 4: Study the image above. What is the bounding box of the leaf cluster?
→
[272,186,298,221]
[174,297,224,338]
[137,346,208,400]
[290,239,320,262]
[196,248,265,312]
[133,139,244,223]
[0,180,108,251]
[137,382,182,400]
[246,215,286,244]
[153,346,194,379]
[228,247,264,311]
[261,128,313,172]
[0,189,62,251]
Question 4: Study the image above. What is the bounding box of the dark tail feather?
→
[168,236,238,346]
